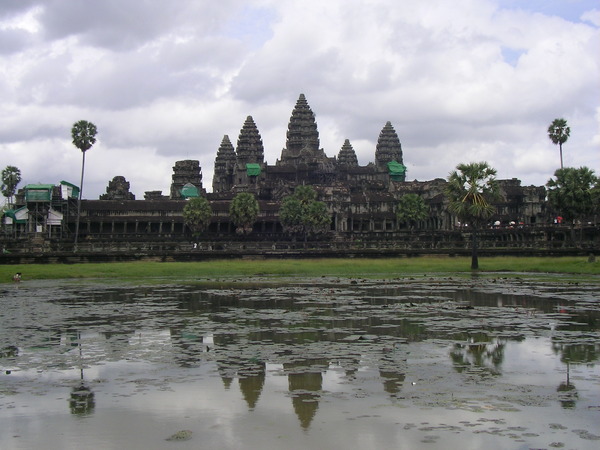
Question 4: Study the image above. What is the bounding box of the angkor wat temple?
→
[4,93,593,259]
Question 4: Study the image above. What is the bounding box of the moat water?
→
[1,275,599,449]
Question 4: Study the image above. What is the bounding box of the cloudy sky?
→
[1,0,599,200]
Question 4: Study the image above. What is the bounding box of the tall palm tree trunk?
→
[559,142,563,169]
[471,225,479,270]
[74,151,86,249]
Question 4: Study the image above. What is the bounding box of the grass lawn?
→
[1,256,599,283]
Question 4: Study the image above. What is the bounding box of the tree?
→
[445,162,500,270]
[183,196,212,237]
[304,200,331,234]
[71,120,98,247]
[229,192,259,234]
[279,185,330,241]
[593,183,600,217]
[546,167,598,242]
[1,166,22,207]
[279,196,304,233]
[548,118,570,169]
[396,193,428,231]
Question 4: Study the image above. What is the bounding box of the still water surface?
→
[1,275,599,449]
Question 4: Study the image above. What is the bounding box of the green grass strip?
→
[1,256,599,284]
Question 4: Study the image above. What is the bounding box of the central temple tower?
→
[278,94,331,167]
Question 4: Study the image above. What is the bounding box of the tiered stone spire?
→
[236,116,264,165]
[375,121,403,168]
[212,135,236,192]
[284,93,320,157]
[100,176,135,200]
[337,139,359,167]
[170,160,203,199]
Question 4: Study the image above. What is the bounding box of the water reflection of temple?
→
[13,323,596,430]
[379,354,407,397]
[14,281,598,430]
[285,359,328,430]
[238,361,266,410]
[212,339,327,429]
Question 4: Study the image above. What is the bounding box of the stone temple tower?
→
[170,160,203,199]
[235,116,264,166]
[100,176,135,200]
[212,135,237,192]
[337,139,359,167]
[285,93,319,155]
[278,94,330,167]
[375,121,403,168]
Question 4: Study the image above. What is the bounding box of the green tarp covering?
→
[3,209,17,221]
[387,161,406,181]
[180,183,199,198]
[24,184,53,202]
[3,206,28,224]
[246,163,261,176]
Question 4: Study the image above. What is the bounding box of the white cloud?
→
[1,0,598,200]
[581,9,600,26]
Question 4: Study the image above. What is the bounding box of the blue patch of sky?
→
[501,46,524,66]
[495,0,599,23]
[223,5,276,49]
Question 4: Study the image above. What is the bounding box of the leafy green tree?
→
[396,193,428,231]
[230,192,259,234]
[279,196,304,234]
[279,185,319,234]
[593,183,600,217]
[71,120,98,246]
[279,185,330,241]
[547,167,598,242]
[552,341,599,366]
[294,185,317,201]
[548,118,570,169]
[304,200,331,234]
[1,165,22,207]
[183,196,212,237]
[450,338,505,376]
[445,162,500,270]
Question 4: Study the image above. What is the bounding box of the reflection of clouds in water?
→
[2,348,599,449]
[320,363,350,391]
[501,338,563,384]
[1,278,599,449]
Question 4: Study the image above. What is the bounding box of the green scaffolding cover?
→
[3,206,28,224]
[387,161,406,181]
[246,163,261,176]
[24,184,54,202]
[180,183,199,198]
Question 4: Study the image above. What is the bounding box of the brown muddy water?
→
[1,275,599,450]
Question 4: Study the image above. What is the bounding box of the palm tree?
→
[229,192,259,234]
[183,196,213,238]
[445,162,500,270]
[548,118,570,169]
[71,120,97,248]
[1,165,22,207]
